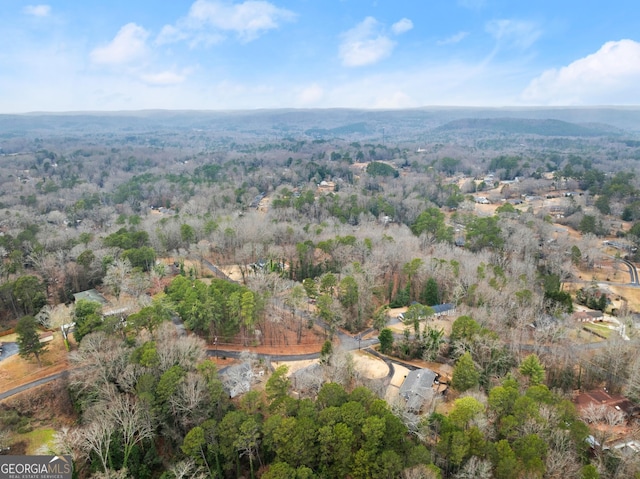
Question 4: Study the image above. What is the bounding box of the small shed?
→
[39,332,54,343]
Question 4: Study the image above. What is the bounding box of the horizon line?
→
[3,105,640,115]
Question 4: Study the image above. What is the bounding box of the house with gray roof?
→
[399,368,438,412]
[222,362,254,398]
[73,289,108,304]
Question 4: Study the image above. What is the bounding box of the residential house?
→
[73,289,108,305]
[399,368,438,412]
[575,389,638,421]
[222,362,254,398]
[431,303,456,318]
[572,310,605,322]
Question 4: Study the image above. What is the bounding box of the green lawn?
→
[583,323,614,339]
[13,428,56,455]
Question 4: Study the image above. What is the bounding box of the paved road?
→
[621,258,639,284]
[207,349,321,361]
[0,371,68,401]
[0,342,18,361]
[199,257,239,283]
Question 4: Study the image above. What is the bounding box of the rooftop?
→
[73,289,107,305]
[432,303,456,314]
[399,368,438,412]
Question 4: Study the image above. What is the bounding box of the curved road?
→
[621,258,639,284]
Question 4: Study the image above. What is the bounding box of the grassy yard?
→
[582,322,614,339]
[12,428,56,455]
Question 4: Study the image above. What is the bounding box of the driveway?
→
[0,342,18,361]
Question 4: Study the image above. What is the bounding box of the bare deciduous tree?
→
[73,411,116,473]
[155,322,206,373]
[100,385,155,470]
[453,457,492,479]
[168,459,208,479]
[169,371,210,431]
[322,349,360,390]
[402,464,441,479]
[544,434,581,479]
[88,468,130,479]
[69,332,131,397]
[581,402,626,452]
[103,258,132,300]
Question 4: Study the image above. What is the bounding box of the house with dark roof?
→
[431,303,456,317]
[574,389,640,449]
[399,368,438,412]
[575,389,638,420]
[572,310,604,322]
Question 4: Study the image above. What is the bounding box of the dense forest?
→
[2,109,640,478]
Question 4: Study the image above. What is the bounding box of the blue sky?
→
[2,0,640,112]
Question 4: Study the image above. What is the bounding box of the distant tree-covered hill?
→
[304,122,372,138]
[2,107,640,140]
[434,117,620,137]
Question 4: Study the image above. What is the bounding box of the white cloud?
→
[296,84,324,105]
[90,23,150,65]
[391,18,413,35]
[486,19,541,49]
[437,31,469,46]
[523,39,640,105]
[157,24,224,48]
[156,25,189,45]
[157,0,296,45]
[339,17,396,67]
[22,4,51,17]
[140,70,188,86]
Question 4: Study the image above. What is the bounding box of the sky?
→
[2,0,640,112]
